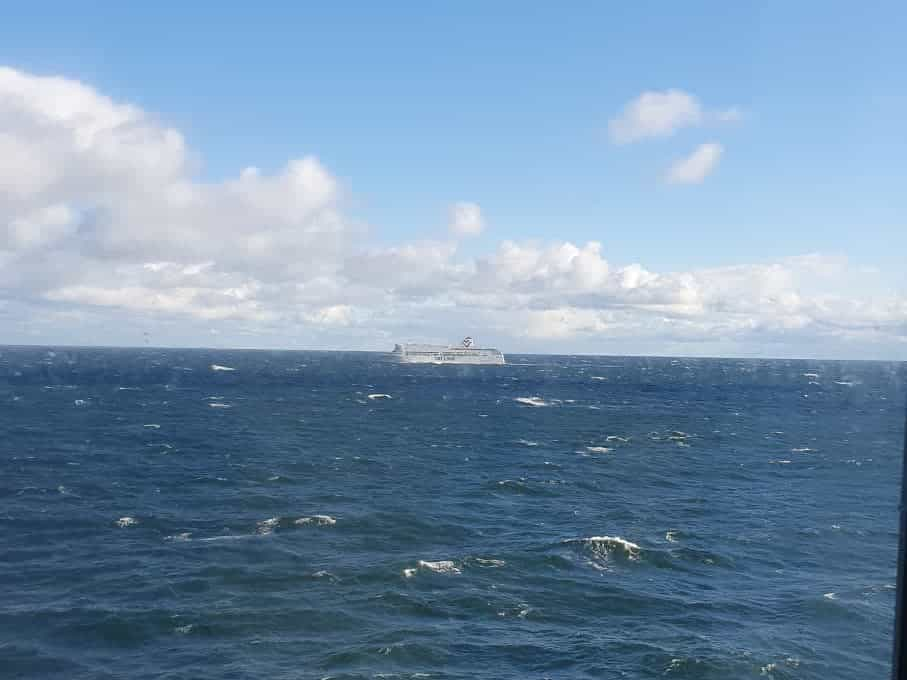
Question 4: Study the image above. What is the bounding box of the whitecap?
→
[516,439,539,447]
[368,393,392,400]
[402,567,418,578]
[295,515,337,526]
[514,396,548,407]
[569,535,641,559]
[606,436,630,443]
[73,399,88,407]
[417,559,461,574]
[791,447,814,453]
[473,558,506,567]
[834,380,854,386]
[770,459,792,464]
[208,402,232,408]
[210,364,235,372]
[165,532,192,542]
[585,446,613,454]
[116,516,138,527]
[590,376,607,381]
[802,372,820,379]
[174,624,194,634]
[824,592,837,600]
[665,530,678,543]
[143,424,161,429]
[257,517,280,534]
[198,534,250,542]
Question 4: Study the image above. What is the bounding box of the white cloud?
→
[608,89,739,144]
[665,143,724,184]
[449,201,484,237]
[0,67,903,358]
[609,90,702,143]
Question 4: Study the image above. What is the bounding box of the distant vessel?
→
[392,337,505,365]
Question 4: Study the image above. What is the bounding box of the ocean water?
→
[1,347,904,680]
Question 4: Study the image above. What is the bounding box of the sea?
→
[1,346,905,680]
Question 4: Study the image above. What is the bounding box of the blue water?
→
[1,347,904,679]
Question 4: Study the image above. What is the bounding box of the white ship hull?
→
[392,342,505,365]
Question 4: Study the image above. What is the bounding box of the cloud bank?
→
[1,68,904,358]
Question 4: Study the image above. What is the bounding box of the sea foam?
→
[295,515,337,526]
[514,397,549,407]
[568,535,641,560]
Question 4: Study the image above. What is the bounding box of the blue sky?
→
[1,2,905,356]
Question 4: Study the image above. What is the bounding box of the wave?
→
[208,402,231,409]
[210,364,235,372]
[143,423,161,429]
[116,516,138,528]
[368,393,392,400]
[197,534,253,542]
[791,447,814,453]
[585,446,613,454]
[471,557,506,567]
[165,532,192,541]
[802,372,820,379]
[565,535,641,562]
[257,517,280,534]
[295,515,337,526]
[404,560,462,577]
[514,397,549,407]
[516,439,539,447]
[73,399,88,407]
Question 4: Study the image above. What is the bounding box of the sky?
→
[0,2,905,358]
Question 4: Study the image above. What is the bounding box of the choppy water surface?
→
[1,347,904,679]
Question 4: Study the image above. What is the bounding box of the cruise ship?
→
[391,337,505,365]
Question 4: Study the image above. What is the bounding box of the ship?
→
[391,337,505,365]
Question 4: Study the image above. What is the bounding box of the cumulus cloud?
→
[448,201,484,237]
[608,89,738,144]
[0,67,904,358]
[665,142,724,184]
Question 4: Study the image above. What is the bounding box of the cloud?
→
[0,67,904,358]
[608,89,739,144]
[665,143,724,184]
[448,202,484,237]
